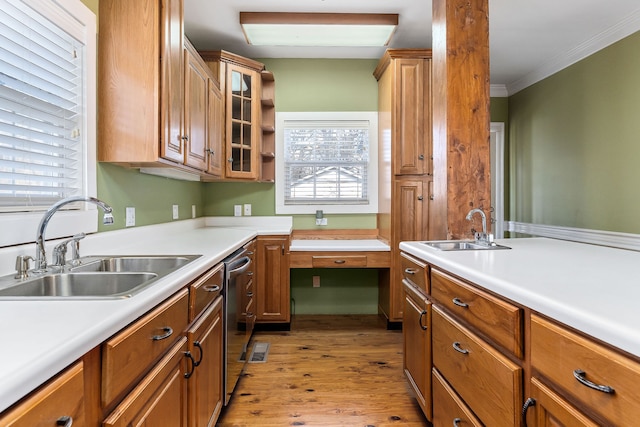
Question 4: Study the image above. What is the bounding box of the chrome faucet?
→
[35,196,114,271]
[466,208,492,245]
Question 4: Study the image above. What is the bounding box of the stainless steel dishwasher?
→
[222,247,252,405]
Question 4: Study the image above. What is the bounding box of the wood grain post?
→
[430,0,492,240]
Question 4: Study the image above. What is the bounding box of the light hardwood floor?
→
[217,315,429,427]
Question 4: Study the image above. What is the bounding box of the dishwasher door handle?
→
[227,256,251,277]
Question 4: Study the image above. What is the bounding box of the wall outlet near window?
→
[243,204,252,216]
[172,204,179,220]
[125,207,135,227]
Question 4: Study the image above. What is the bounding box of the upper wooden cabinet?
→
[260,71,276,182]
[200,51,265,180]
[98,0,223,180]
[374,49,432,176]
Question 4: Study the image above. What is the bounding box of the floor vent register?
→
[248,342,270,363]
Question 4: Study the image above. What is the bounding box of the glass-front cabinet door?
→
[226,64,259,179]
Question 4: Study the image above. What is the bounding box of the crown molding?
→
[490,84,509,97]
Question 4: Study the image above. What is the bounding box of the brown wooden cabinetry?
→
[375,49,432,323]
[184,40,211,172]
[260,71,276,182]
[256,235,290,323]
[0,362,85,427]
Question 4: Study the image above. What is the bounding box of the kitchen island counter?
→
[400,237,640,358]
[0,217,291,413]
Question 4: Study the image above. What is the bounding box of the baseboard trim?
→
[506,221,640,251]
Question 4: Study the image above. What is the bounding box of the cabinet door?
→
[393,58,430,175]
[184,46,208,170]
[0,362,85,427]
[187,297,224,427]
[403,282,432,420]
[256,235,290,322]
[207,79,224,177]
[225,64,259,179]
[160,0,185,163]
[524,378,599,427]
[103,338,188,427]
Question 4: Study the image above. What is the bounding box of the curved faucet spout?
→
[35,196,114,271]
[466,208,489,244]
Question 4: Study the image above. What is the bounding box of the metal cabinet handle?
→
[203,284,220,292]
[417,195,424,201]
[453,418,461,427]
[573,369,615,394]
[151,326,173,341]
[418,310,428,331]
[193,341,203,367]
[56,416,73,427]
[228,157,234,163]
[452,297,469,308]
[181,135,189,141]
[334,259,346,264]
[247,292,254,297]
[404,268,417,275]
[184,351,196,379]
[452,341,469,354]
[418,154,425,160]
[521,397,536,427]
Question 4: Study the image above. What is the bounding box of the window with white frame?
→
[275,112,378,215]
[0,0,96,247]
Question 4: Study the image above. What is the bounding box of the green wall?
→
[509,31,640,233]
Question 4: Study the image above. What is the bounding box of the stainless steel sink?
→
[421,240,511,251]
[0,272,157,299]
[0,255,201,300]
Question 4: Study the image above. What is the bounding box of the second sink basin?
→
[421,240,511,251]
[71,255,199,274]
[0,272,157,299]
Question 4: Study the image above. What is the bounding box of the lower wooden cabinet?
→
[0,362,85,427]
[523,378,599,427]
[186,297,224,427]
[103,338,189,427]
[403,280,432,420]
[256,235,290,323]
[432,368,482,427]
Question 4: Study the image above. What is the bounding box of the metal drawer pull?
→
[57,416,73,427]
[453,418,461,427]
[334,259,346,264]
[573,369,615,394]
[404,268,417,275]
[203,284,220,292]
[193,341,203,366]
[452,298,469,308]
[247,292,254,297]
[151,326,173,341]
[184,351,196,379]
[521,397,536,427]
[452,341,469,354]
[419,310,428,331]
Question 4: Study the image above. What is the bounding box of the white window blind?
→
[283,120,370,205]
[0,0,85,211]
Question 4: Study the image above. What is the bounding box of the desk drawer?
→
[531,314,640,426]
[432,306,522,427]
[311,255,367,268]
[102,289,189,409]
[431,268,523,358]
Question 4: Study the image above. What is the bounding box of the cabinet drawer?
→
[401,252,428,293]
[0,362,85,427]
[531,314,640,426]
[432,306,522,427]
[431,268,523,358]
[102,289,189,409]
[311,255,367,268]
[526,377,599,427]
[189,263,224,322]
[432,368,482,427]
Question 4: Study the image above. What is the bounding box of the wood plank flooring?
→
[217,315,428,427]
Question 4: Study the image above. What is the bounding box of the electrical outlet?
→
[316,218,328,226]
[191,205,196,218]
[125,207,135,227]
[243,204,251,216]
[172,204,179,220]
[312,276,320,288]
[234,205,242,216]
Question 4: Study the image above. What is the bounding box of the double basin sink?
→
[421,240,511,251]
[0,255,201,300]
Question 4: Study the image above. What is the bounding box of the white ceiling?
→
[184,0,640,95]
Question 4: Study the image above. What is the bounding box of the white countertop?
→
[0,216,291,412]
[290,239,390,252]
[400,237,640,358]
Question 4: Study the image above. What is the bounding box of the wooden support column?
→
[430,0,491,240]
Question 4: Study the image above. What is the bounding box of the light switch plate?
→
[243,204,252,216]
[312,276,320,288]
[172,204,179,220]
[125,207,135,227]
[191,205,196,218]
[234,205,242,216]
